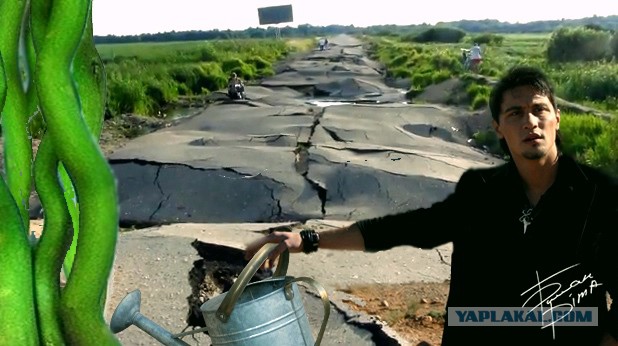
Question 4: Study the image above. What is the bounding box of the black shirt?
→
[356,155,618,345]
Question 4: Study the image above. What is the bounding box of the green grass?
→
[363,29,618,174]
[365,32,618,108]
[560,113,618,175]
[471,112,618,175]
[489,33,550,45]
[96,38,313,117]
[97,41,204,60]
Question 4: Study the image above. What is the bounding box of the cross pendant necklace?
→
[519,208,533,234]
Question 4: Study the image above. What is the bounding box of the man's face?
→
[492,85,560,161]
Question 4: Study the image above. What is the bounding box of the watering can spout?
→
[110,289,192,346]
[110,290,140,333]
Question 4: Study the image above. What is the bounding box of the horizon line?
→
[93,14,617,37]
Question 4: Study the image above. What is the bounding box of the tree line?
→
[94,15,618,44]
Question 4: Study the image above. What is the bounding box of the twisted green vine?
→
[0,0,120,344]
[0,0,31,229]
[62,10,108,281]
[0,52,39,346]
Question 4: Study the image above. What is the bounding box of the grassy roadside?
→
[361,30,618,175]
[97,38,314,118]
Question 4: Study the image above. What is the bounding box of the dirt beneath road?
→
[0,112,172,171]
[341,281,449,346]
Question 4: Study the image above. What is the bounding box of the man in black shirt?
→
[245,66,618,346]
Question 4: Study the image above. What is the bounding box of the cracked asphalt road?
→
[106,34,501,345]
[107,36,501,226]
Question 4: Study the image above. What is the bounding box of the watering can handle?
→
[216,242,289,322]
[285,277,330,346]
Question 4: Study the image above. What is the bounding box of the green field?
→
[97,38,314,116]
[96,38,314,62]
[365,31,618,110]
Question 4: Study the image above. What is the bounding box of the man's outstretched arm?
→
[244,169,481,265]
[244,223,365,265]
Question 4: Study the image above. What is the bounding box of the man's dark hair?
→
[488,66,561,157]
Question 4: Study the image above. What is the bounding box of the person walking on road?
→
[468,42,482,72]
[245,66,618,346]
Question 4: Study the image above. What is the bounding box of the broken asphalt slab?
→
[108,99,500,225]
[109,103,325,225]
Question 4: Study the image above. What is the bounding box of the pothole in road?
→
[402,124,457,142]
[184,240,406,346]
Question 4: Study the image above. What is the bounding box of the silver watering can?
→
[110,242,330,345]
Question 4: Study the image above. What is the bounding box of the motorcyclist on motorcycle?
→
[227,72,245,99]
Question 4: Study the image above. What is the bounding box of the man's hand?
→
[244,224,364,268]
[244,231,303,268]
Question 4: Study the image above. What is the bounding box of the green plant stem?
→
[33,137,71,345]
[58,167,76,274]
[23,3,40,135]
[0,177,39,346]
[34,0,119,344]
[69,11,111,312]
[63,9,108,281]
[0,0,32,229]
[0,53,39,346]
[29,4,70,343]
[29,0,108,298]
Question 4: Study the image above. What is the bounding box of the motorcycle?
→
[318,38,327,51]
[228,84,246,100]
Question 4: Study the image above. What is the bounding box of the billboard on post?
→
[257,5,294,25]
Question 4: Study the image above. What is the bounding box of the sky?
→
[92,0,616,36]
